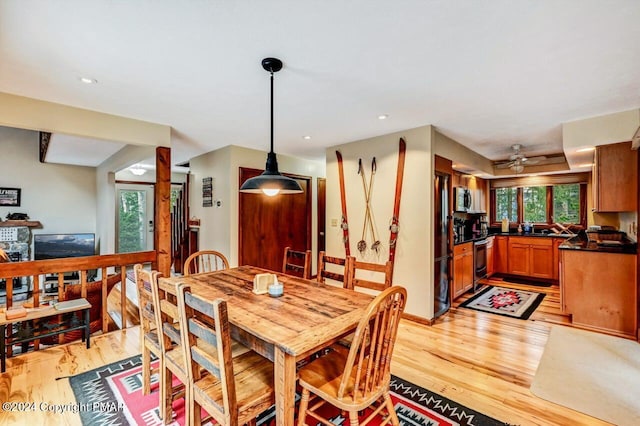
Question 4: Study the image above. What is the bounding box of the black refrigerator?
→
[434,172,451,318]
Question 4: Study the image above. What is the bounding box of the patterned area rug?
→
[69,354,506,426]
[459,286,545,320]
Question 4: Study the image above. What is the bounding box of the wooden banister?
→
[0,251,156,334]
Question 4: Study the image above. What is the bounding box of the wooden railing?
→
[0,251,156,334]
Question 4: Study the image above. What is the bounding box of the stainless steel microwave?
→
[455,187,471,211]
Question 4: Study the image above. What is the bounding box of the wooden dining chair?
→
[149,277,189,424]
[347,257,393,292]
[133,264,162,397]
[183,250,230,276]
[297,286,407,426]
[317,251,352,288]
[175,283,275,426]
[282,246,312,279]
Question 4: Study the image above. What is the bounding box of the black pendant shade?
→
[240,58,303,196]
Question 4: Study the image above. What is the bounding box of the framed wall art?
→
[0,188,21,207]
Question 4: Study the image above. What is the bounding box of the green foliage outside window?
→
[553,184,580,223]
[523,186,546,222]
[118,190,146,253]
[171,187,181,208]
[493,183,581,225]
[495,188,517,222]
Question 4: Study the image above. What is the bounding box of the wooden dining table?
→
[158,265,374,426]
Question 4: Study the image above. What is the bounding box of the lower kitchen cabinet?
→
[494,236,508,274]
[561,249,637,338]
[507,236,553,279]
[453,242,473,299]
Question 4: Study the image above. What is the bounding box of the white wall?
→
[433,129,494,174]
[190,145,325,269]
[326,125,433,319]
[0,126,97,244]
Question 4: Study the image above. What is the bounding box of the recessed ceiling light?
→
[79,77,97,84]
[303,135,311,140]
[377,114,389,120]
[129,164,146,175]
[576,147,595,153]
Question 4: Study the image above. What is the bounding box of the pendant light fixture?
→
[239,57,303,196]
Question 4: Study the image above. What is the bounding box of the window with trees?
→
[492,183,585,226]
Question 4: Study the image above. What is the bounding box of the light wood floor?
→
[0,279,612,425]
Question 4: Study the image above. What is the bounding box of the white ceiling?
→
[1,1,639,170]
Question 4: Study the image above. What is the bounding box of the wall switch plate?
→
[331,218,338,227]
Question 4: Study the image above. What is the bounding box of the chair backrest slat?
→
[134,264,160,336]
[348,257,392,292]
[282,247,312,279]
[187,316,219,349]
[184,250,230,275]
[317,251,351,287]
[191,344,222,379]
[337,286,407,402]
[177,285,237,421]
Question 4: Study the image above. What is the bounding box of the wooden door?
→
[317,178,326,255]
[239,168,312,272]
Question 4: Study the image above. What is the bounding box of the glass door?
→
[116,184,154,253]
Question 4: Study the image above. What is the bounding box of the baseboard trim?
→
[402,312,433,326]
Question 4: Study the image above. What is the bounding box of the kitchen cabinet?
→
[494,236,508,274]
[507,236,553,279]
[467,176,487,213]
[561,249,637,338]
[486,236,495,277]
[452,172,462,189]
[452,173,486,213]
[453,242,473,299]
[593,141,637,212]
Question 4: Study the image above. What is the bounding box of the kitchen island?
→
[559,231,638,339]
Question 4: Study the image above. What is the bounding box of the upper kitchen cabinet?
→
[592,141,637,212]
[453,172,487,213]
[467,175,487,213]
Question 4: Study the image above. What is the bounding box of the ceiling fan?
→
[494,144,547,173]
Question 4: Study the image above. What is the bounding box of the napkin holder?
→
[253,273,275,295]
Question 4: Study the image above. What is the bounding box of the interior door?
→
[239,168,311,272]
[317,178,326,255]
[116,184,155,253]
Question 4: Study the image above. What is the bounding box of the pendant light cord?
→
[270,71,275,154]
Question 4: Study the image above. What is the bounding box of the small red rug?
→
[459,285,545,320]
[69,355,505,425]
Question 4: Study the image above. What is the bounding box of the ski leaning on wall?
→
[388,137,406,280]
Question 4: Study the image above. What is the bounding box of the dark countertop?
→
[453,232,574,245]
[558,231,637,254]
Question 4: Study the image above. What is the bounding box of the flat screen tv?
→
[34,233,96,260]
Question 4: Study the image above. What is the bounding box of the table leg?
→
[274,347,297,426]
[1,324,5,373]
